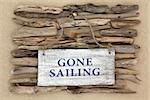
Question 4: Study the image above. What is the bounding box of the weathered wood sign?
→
[38,49,115,86]
[9,3,141,94]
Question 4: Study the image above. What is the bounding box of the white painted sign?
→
[38,49,115,86]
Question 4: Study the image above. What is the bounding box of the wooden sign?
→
[38,49,115,86]
[9,3,141,94]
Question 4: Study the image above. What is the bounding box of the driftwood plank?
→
[9,86,67,94]
[16,44,140,54]
[14,5,71,18]
[75,88,136,94]
[13,37,75,46]
[63,3,110,13]
[115,53,136,59]
[111,20,141,28]
[13,24,110,38]
[113,45,140,54]
[77,37,134,44]
[11,67,37,75]
[75,12,139,19]
[13,27,57,38]
[11,49,37,57]
[11,58,38,66]
[13,17,56,28]
[116,59,138,68]
[100,28,137,37]
[57,18,110,28]
[111,5,139,14]
[115,68,138,75]
[14,5,63,14]
[116,74,141,84]
[13,37,134,46]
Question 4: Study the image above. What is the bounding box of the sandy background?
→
[0,0,149,100]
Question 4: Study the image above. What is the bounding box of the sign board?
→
[38,49,115,86]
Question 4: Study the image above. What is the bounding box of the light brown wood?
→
[115,59,138,68]
[111,5,139,14]
[9,86,67,94]
[111,20,141,28]
[13,27,57,38]
[115,53,136,59]
[13,17,56,28]
[57,18,110,28]
[63,3,110,14]
[76,37,134,44]
[11,57,38,66]
[11,67,37,75]
[100,28,137,37]
[75,12,139,19]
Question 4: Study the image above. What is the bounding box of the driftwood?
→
[115,59,138,69]
[115,53,136,59]
[11,49,37,57]
[13,27,57,38]
[63,3,110,13]
[14,5,71,18]
[11,67,37,75]
[115,68,138,75]
[13,36,134,46]
[74,88,136,94]
[116,75,141,84]
[13,25,111,38]
[111,5,139,14]
[10,73,139,85]
[75,12,139,19]
[11,58,38,66]
[9,85,135,94]
[100,28,137,37]
[13,17,56,28]
[16,44,140,54]
[57,18,110,28]
[9,86,67,94]
[111,20,141,28]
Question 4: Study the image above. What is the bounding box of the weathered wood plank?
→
[16,44,140,54]
[100,28,137,37]
[14,5,63,14]
[115,68,138,75]
[75,88,136,94]
[9,86,67,94]
[9,77,37,84]
[14,5,71,18]
[11,58,38,66]
[13,17,56,28]
[13,36,75,46]
[75,12,139,19]
[77,37,134,44]
[111,5,139,14]
[11,49,37,57]
[63,3,110,13]
[116,59,137,68]
[111,20,141,28]
[11,67,37,75]
[115,53,136,59]
[116,74,141,84]
[113,44,140,54]
[13,27,57,38]
[57,18,110,28]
